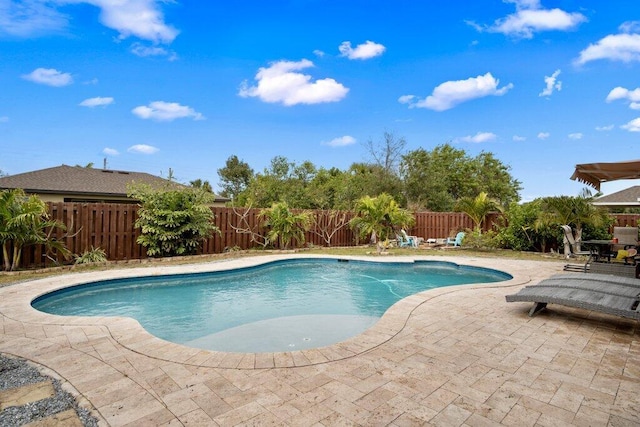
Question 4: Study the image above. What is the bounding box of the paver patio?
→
[0,255,638,426]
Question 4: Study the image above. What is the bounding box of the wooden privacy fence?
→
[9,202,638,269]
[10,203,488,269]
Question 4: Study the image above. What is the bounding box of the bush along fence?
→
[5,202,639,270]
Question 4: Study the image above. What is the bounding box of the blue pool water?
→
[32,259,511,352]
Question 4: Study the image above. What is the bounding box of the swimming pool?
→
[32,258,511,353]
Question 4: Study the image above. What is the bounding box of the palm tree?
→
[349,193,414,253]
[260,202,312,249]
[538,195,610,256]
[0,189,70,270]
[190,179,213,193]
[455,192,501,233]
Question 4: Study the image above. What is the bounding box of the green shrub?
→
[74,246,107,264]
[128,184,220,257]
[463,229,500,250]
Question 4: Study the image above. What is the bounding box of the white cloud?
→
[400,72,513,111]
[606,86,640,110]
[21,67,73,86]
[595,125,614,131]
[512,135,526,141]
[1,1,177,43]
[77,0,178,43]
[127,144,158,154]
[239,59,349,106]
[324,136,356,147]
[537,132,550,139]
[577,22,640,65]
[621,118,640,132]
[458,132,497,143]
[79,96,114,107]
[470,0,586,39]
[132,101,204,121]
[539,69,561,97]
[338,40,386,60]
[103,147,119,156]
[0,0,69,37]
[568,132,583,140]
[313,49,325,57]
[130,42,177,60]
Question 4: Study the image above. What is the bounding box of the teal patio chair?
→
[396,231,415,248]
[445,232,465,247]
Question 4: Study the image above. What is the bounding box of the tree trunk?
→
[563,235,571,258]
[574,226,584,253]
[11,245,21,271]
[2,243,10,271]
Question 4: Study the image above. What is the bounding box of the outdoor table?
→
[582,240,616,263]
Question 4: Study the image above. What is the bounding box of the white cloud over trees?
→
[338,40,386,60]
[468,0,586,39]
[621,118,640,132]
[132,101,204,121]
[606,86,640,109]
[79,97,114,107]
[127,144,159,154]
[399,72,513,111]
[0,0,177,44]
[577,22,640,65]
[21,68,73,86]
[458,132,497,143]
[539,69,561,97]
[239,59,349,106]
[325,136,356,147]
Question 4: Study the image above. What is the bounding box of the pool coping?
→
[0,254,534,370]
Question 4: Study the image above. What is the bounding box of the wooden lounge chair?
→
[505,273,640,320]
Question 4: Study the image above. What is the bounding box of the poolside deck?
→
[0,255,638,426]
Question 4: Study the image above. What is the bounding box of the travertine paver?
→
[0,254,638,426]
[0,381,55,410]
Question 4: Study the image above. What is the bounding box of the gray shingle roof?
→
[0,165,182,197]
[593,186,640,206]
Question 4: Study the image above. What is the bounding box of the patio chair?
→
[612,226,639,253]
[401,229,423,247]
[396,231,415,248]
[445,232,465,247]
[561,225,591,258]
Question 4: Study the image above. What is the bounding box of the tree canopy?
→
[225,135,521,211]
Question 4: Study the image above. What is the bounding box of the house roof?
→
[593,186,640,207]
[0,165,184,198]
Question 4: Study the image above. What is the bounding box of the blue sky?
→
[1,0,640,201]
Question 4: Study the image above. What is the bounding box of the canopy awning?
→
[570,160,640,191]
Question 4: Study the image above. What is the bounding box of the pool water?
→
[32,259,510,352]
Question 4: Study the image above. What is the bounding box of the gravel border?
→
[0,354,98,427]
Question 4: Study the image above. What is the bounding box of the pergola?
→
[571,159,640,191]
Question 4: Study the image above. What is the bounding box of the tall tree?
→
[190,179,213,193]
[401,143,520,211]
[365,131,407,175]
[217,155,254,200]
